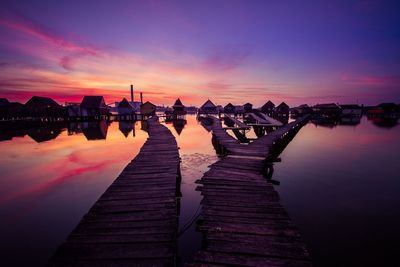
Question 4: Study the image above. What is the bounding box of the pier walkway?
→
[50,116,181,266]
[211,115,309,158]
[223,113,251,130]
[248,113,283,127]
[189,115,312,267]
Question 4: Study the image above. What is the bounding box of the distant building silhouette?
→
[117,98,134,115]
[24,96,65,117]
[339,104,362,117]
[199,99,218,114]
[261,100,275,116]
[172,98,186,115]
[140,101,156,116]
[275,102,289,117]
[243,102,253,113]
[313,103,341,117]
[224,103,235,114]
[80,96,108,117]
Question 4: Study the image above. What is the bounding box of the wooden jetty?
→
[223,113,251,130]
[211,115,309,158]
[50,116,181,266]
[188,115,312,267]
[248,113,283,127]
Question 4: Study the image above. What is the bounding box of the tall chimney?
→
[140,92,143,104]
[130,85,134,103]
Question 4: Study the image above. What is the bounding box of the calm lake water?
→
[0,114,398,266]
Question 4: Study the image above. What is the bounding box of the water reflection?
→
[0,122,66,142]
[273,116,400,267]
[367,116,399,128]
[118,121,135,137]
[81,121,109,140]
[0,121,148,266]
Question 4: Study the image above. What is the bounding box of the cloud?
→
[203,45,251,71]
[0,15,100,56]
[340,73,400,86]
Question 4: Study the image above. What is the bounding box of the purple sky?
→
[0,0,399,106]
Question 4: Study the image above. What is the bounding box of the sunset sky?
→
[0,0,399,107]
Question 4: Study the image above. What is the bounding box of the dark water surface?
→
[0,115,399,266]
[274,116,400,267]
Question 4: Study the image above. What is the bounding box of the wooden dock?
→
[211,115,309,158]
[50,116,181,266]
[223,113,251,130]
[248,113,283,127]
[188,115,312,267]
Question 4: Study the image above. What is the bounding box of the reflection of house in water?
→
[140,120,148,132]
[119,121,135,137]
[172,119,187,135]
[339,116,361,126]
[369,117,399,128]
[0,122,65,142]
[27,125,64,143]
[311,117,339,128]
[82,120,109,140]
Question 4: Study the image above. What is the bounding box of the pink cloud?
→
[203,45,251,71]
[340,73,400,86]
[0,15,100,56]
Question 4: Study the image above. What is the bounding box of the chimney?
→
[130,85,134,103]
[140,92,143,104]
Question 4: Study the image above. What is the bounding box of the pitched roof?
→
[26,96,60,107]
[262,100,275,109]
[0,98,10,106]
[277,102,289,108]
[173,98,184,107]
[81,96,105,108]
[117,98,132,108]
[339,104,361,109]
[141,101,156,107]
[200,99,216,109]
[224,103,235,108]
[314,103,340,108]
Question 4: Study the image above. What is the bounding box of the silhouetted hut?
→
[224,103,235,114]
[275,102,290,117]
[235,105,245,115]
[140,101,156,116]
[243,102,253,113]
[172,98,186,115]
[0,98,9,107]
[199,99,218,114]
[291,104,312,116]
[25,96,65,117]
[80,96,108,117]
[339,104,362,116]
[261,100,275,115]
[313,103,341,117]
[117,98,134,115]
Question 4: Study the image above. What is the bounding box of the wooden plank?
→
[50,116,181,266]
